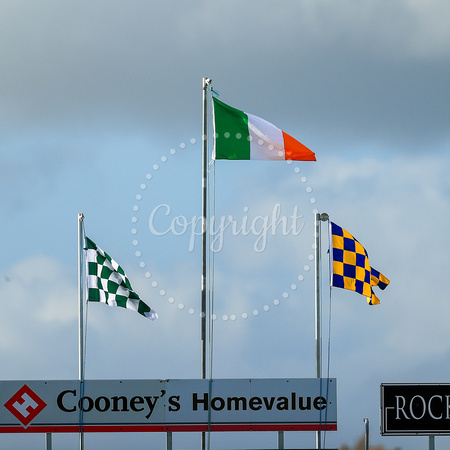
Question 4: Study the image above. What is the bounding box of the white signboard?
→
[0,378,336,433]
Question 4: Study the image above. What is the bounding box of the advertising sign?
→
[381,383,450,435]
[0,378,336,433]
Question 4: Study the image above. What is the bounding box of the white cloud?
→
[0,256,78,379]
[0,255,76,326]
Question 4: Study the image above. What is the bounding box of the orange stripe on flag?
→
[282,131,316,161]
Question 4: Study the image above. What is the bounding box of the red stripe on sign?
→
[0,423,336,434]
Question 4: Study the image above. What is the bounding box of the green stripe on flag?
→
[213,97,250,159]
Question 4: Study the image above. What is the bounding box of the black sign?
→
[381,383,450,435]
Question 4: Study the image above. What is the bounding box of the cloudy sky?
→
[0,0,449,448]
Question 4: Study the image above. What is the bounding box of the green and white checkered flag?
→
[85,237,157,320]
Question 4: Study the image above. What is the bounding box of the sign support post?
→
[277,430,284,449]
[45,432,52,450]
[363,418,369,450]
[166,431,173,450]
[429,436,435,450]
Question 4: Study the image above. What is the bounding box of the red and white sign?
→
[0,378,337,433]
[4,385,47,427]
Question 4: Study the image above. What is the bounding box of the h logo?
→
[4,385,47,427]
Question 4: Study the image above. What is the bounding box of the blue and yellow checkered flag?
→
[329,222,390,305]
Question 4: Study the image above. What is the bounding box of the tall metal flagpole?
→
[78,213,85,450]
[315,211,328,450]
[201,77,212,450]
[201,77,211,380]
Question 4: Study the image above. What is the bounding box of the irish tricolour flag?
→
[213,97,316,161]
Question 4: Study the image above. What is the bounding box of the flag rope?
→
[81,225,90,377]
[206,93,216,450]
[80,295,89,431]
[318,220,334,448]
[322,248,333,448]
[207,110,217,383]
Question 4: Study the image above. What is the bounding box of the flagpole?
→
[314,212,321,381]
[201,77,211,450]
[315,211,328,450]
[77,213,85,450]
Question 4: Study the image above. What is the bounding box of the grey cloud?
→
[0,0,448,151]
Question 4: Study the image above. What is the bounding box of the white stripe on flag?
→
[247,112,285,160]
